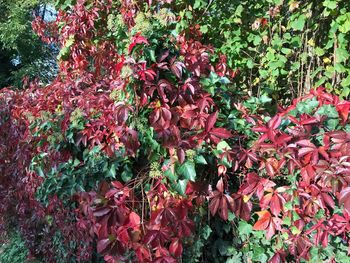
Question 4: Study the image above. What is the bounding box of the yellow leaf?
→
[289,1,300,12]
[253,77,260,85]
[323,57,332,64]
[308,39,315,47]
[243,195,251,203]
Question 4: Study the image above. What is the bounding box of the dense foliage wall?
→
[2,0,350,263]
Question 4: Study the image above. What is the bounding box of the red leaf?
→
[253,210,271,230]
[269,250,286,263]
[210,128,232,139]
[339,187,350,213]
[97,238,111,253]
[219,196,229,220]
[216,178,224,193]
[169,238,183,257]
[209,196,220,216]
[298,147,315,157]
[171,61,185,79]
[135,245,152,262]
[300,165,315,184]
[268,114,282,130]
[336,101,350,124]
[206,111,217,132]
[93,207,111,217]
[270,194,282,216]
[129,211,140,227]
[233,194,253,221]
[177,148,185,164]
[128,33,149,54]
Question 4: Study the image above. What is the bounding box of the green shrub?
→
[0,232,30,263]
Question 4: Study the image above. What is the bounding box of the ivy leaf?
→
[217,141,231,152]
[147,49,156,62]
[323,0,337,9]
[316,104,339,130]
[121,166,133,182]
[326,118,339,130]
[338,14,350,33]
[335,48,349,63]
[202,225,212,239]
[260,94,272,104]
[164,167,177,181]
[296,98,319,114]
[108,163,116,178]
[238,220,253,236]
[193,0,205,9]
[36,167,45,177]
[290,14,306,31]
[178,161,196,181]
[200,25,208,34]
[195,155,207,165]
[252,246,268,262]
[173,179,188,196]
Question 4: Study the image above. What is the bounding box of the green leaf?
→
[335,251,350,263]
[195,155,207,165]
[284,201,293,210]
[108,163,117,178]
[217,141,231,151]
[193,0,205,9]
[281,48,292,55]
[252,246,268,262]
[148,49,156,62]
[341,87,350,98]
[259,94,272,104]
[316,104,339,118]
[202,225,212,239]
[315,47,326,56]
[36,166,45,177]
[57,35,75,60]
[238,221,252,236]
[253,35,262,46]
[178,161,196,181]
[339,15,350,33]
[341,74,350,87]
[220,76,231,84]
[247,59,254,69]
[209,71,220,83]
[323,0,338,9]
[164,166,177,181]
[173,179,188,195]
[291,226,301,235]
[282,216,292,226]
[121,166,133,182]
[326,118,339,130]
[200,25,208,34]
[296,98,319,114]
[228,211,235,221]
[336,48,349,63]
[290,14,306,31]
[227,254,243,263]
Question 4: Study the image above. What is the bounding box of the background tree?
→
[0,0,57,87]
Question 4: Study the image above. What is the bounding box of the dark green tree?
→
[0,0,57,88]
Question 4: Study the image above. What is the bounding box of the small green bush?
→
[0,232,29,263]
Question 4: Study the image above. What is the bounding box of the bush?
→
[1,0,350,263]
[0,232,30,263]
[181,0,350,100]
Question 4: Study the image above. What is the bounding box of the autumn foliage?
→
[1,0,350,262]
